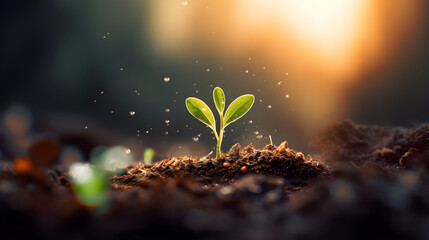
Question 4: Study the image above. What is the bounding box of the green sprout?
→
[143,148,155,165]
[186,87,255,159]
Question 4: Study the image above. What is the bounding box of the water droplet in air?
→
[165,108,170,113]
[163,77,170,82]
[129,111,136,116]
[268,105,272,109]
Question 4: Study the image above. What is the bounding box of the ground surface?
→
[1,121,428,240]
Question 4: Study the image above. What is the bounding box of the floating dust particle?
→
[182,1,188,6]
[253,131,259,135]
[193,83,197,86]
[165,108,170,113]
[124,148,131,154]
[262,66,266,70]
[93,100,97,103]
[103,36,107,39]
[285,94,290,99]
[259,99,263,102]
[165,131,169,135]
[145,131,149,134]
[120,67,124,71]
[206,68,210,72]
[110,110,114,114]
[163,77,170,82]
[192,136,199,142]
[195,60,199,63]
[278,81,282,85]
[100,91,104,94]
[84,126,88,129]
[248,57,252,60]
[195,90,198,93]
[245,70,249,73]
[165,120,170,124]
[268,105,272,109]
[248,120,253,124]
[176,91,179,94]
[256,135,263,139]
[286,72,289,75]
[129,111,136,116]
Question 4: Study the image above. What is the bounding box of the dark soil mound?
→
[111,142,330,188]
[312,121,429,173]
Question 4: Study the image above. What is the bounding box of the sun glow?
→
[282,0,366,73]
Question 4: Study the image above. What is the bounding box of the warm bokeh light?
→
[147,0,425,136]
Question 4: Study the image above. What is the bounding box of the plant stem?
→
[216,113,225,159]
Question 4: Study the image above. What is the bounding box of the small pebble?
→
[240,166,248,173]
[278,141,288,153]
[223,162,231,168]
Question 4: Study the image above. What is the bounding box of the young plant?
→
[185,87,255,159]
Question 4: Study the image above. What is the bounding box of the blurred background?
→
[1,0,428,163]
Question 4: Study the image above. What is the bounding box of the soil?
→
[1,121,428,240]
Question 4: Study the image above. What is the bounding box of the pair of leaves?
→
[185,87,255,132]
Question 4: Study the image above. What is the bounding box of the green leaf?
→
[185,97,216,130]
[223,94,255,127]
[213,87,225,115]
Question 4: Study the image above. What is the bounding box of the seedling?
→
[143,148,155,164]
[186,87,255,159]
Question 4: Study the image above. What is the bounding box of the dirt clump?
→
[111,143,330,189]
